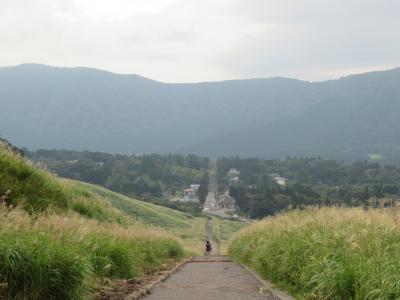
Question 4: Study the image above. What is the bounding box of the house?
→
[270,173,287,186]
[190,184,200,192]
[229,176,239,183]
[227,168,240,178]
[217,191,235,210]
[275,177,287,186]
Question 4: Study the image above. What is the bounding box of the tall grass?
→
[230,207,400,299]
[0,232,88,299]
[212,218,247,254]
[0,205,184,299]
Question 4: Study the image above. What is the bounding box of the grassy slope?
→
[0,143,187,299]
[212,218,248,254]
[72,180,194,229]
[64,180,210,255]
[70,182,246,255]
[230,207,400,299]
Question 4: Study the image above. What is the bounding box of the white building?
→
[275,177,287,186]
[270,173,287,186]
[229,176,239,183]
[190,184,200,192]
[227,168,240,178]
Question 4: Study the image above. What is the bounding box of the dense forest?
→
[218,157,400,218]
[28,150,209,213]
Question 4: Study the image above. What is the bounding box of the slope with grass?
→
[66,180,196,230]
[212,218,247,254]
[65,181,217,255]
[0,143,187,299]
[230,207,400,299]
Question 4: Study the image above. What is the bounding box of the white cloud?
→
[0,0,399,82]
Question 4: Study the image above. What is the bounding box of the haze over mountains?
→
[1,64,399,163]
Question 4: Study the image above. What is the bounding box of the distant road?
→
[202,167,234,219]
[203,167,217,210]
[202,167,253,222]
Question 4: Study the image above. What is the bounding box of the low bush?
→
[230,207,400,299]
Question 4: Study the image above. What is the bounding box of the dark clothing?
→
[206,242,212,253]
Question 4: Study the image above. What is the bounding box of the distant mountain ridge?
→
[179,67,400,163]
[0,64,318,152]
[1,64,400,163]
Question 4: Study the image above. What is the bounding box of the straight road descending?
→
[142,167,287,300]
[202,169,217,211]
[202,167,232,219]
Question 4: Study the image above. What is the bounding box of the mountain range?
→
[1,64,399,163]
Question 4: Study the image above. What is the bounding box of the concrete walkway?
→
[143,256,276,300]
[142,174,289,300]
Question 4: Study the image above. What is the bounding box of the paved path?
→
[142,169,280,300]
[205,218,218,255]
[143,219,275,300]
[143,256,275,300]
[202,169,218,211]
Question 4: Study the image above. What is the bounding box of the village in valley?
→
[179,167,288,212]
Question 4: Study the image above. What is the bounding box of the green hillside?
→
[27,149,210,211]
[0,142,193,299]
[67,180,213,254]
[66,180,195,229]
[0,141,193,226]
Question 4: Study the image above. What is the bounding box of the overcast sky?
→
[1,0,400,82]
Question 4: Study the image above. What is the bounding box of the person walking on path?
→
[205,240,212,255]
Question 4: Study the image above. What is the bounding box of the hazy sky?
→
[1,0,400,82]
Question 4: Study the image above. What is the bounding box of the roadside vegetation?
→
[0,142,186,299]
[212,218,247,254]
[0,206,183,299]
[230,207,400,299]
